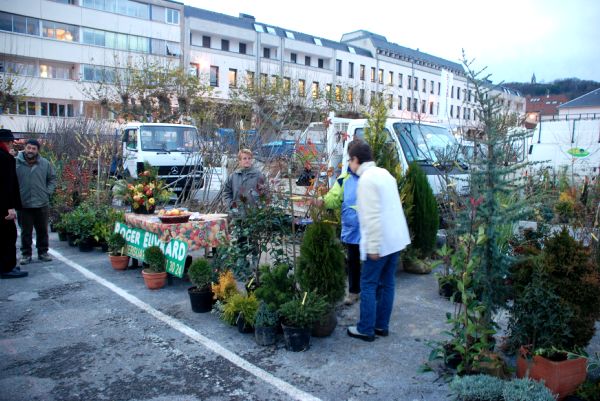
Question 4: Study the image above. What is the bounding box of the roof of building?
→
[558,88,600,109]
[526,94,569,115]
[341,30,464,74]
[184,6,372,57]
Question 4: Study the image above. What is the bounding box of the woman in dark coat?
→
[0,129,27,278]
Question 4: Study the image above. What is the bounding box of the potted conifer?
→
[278,291,328,352]
[107,232,129,270]
[142,246,167,290]
[187,257,214,313]
[254,300,279,346]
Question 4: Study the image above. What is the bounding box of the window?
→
[422,78,426,93]
[188,63,199,78]
[221,39,229,51]
[378,69,383,84]
[413,98,417,111]
[456,106,461,118]
[388,71,393,86]
[285,31,295,39]
[456,87,460,100]
[388,94,393,109]
[209,65,219,87]
[414,77,418,91]
[266,26,276,35]
[313,38,322,46]
[239,42,247,54]
[290,53,297,63]
[82,0,149,19]
[348,62,354,78]
[298,79,305,97]
[359,64,365,81]
[407,75,412,90]
[347,88,353,103]
[166,8,179,24]
[398,73,403,88]
[228,68,237,88]
[451,86,454,98]
[40,102,48,116]
[260,73,268,88]
[335,85,342,102]
[166,41,180,56]
[336,59,342,76]
[246,71,255,89]
[283,77,291,94]
[370,91,375,105]
[42,20,78,41]
[421,100,426,113]
[27,101,36,115]
[359,89,365,105]
[253,23,264,33]
[39,63,71,79]
[407,97,411,111]
[263,47,270,59]
[450,105,453,117]
[429,102,434,114]
[430,80,434,94]
[398,96,402,110]
[202,35,210,48]
[325,83,332,98]
[370,67,376,82]
[319,58,324,69]
[438,82,441,95]
[348,46,356,54]
[49,102,58,116]
[468,90,472,102]
[8,14,40,36]
[305,56,311,66]
[311,82,319,99]
[83,28,105,46]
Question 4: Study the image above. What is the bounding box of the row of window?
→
[0,11,180,56]
[197,36,248,55]
[0,59,73,79]
[3,100,75,117]
[81,0,180,24]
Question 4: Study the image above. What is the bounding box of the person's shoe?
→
[1,267,28,279]
[343,293,359,305]
[20,256,33,265]
[38,253,53,262]
[347,326,375,342]
[374,328,389,337]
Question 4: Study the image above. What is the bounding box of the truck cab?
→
[339,119,469,195]
[121,123,204,196]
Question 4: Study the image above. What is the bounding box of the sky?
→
[184,0,600,84]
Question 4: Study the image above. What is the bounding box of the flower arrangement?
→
[117,166,171,212]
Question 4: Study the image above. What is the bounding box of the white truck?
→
[121,123,204,197]
[335,118,469,195]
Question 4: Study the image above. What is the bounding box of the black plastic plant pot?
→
[255,326,277,346]
[188,287,213,313]
[282,324,311,352]
[78,238,95,252]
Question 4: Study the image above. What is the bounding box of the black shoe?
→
[374,328,389,337]
[347,326,375,342]
[1,267,28,279]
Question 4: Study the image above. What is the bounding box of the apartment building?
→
[0,3,525,132]
[0,0,184,131]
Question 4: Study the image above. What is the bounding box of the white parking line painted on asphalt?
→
[48,248,321,401]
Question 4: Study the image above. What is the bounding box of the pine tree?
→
[363,97,401,179]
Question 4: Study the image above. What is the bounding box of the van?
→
[338,118,469,195]
[121,123,204,196]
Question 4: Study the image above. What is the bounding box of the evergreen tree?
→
[403,162,439,258]
[363,97,401,179]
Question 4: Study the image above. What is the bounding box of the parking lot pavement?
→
[2,231,598,401]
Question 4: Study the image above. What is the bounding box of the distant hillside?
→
[505,78,600,100]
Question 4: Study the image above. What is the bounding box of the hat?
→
[0,129,15,141]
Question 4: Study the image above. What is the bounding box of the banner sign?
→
[114,221,188,278]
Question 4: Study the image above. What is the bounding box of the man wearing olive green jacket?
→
[16,139,56,265]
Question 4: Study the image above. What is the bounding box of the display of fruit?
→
[158,208,187,216]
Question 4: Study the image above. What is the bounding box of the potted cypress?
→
[142,246,167,290]
[187,257,214,313]
[511,228,600,400]
[107,232,129,270]
[278,291,328,352]
[295,211,346,337]
[254,301,279,346]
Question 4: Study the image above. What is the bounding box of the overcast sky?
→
[185,0,600,84]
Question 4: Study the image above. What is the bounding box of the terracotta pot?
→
[516,347,587,400]
[109,255,130,270]
[142,270,167,290]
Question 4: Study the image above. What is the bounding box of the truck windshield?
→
[393,122,459,164]
[140,126,199,152]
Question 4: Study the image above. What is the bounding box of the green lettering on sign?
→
[114,222,188,278]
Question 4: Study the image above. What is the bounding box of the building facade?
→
[0,2,525,132]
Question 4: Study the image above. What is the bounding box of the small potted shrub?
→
[187,258,213,313]
[107,232,129,270]
[254,301,279,346]
[254,264,296,312]
[222,293,259,333]
[142,246,167,290]
[278,291,328,352]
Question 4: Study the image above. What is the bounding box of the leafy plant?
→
[114,163,171,212]
[449,374,504,401]
[254,301,279,328]
[278,291,328,328]
[107,232,127,256]
[501,378,556,401]
[144,246,165,273]
[222,293,259,327]
[254,264,296,312]
[212,270,239,302]
[188,258,213,291]
[295,211,346,305]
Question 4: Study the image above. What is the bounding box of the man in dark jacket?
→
[16,139,56,264]
[223,149,268,217]
[0,129,27,278]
